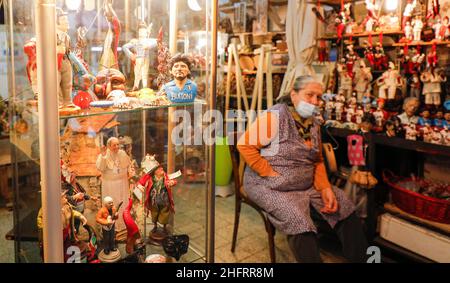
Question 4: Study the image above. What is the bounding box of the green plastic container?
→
[215,136,233,186]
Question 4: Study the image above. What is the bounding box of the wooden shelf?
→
[392,40,450,47]
[231,31,286,36]
[318,30,403,40]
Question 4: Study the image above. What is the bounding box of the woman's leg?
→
[287,232,322,263]
[333,212,368,263]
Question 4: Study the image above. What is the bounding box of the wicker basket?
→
[382,170,450,224]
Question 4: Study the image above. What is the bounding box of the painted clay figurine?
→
[160,54,198,103]
[99,0,121,71]
[56,8,74,107]
[122,22,157,90]
[404,21,413,41]
[96,196,121,258]
[397,97,420,125]
[354,60,372,102]
[377,62,402,100]
[421,68,447,107]
[403,0,417,29]
[405,122,418,140]
[412,16,423,42]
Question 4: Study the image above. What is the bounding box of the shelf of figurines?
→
[317,30,404,41]
[23,97,207,120]
[324,125,450,157]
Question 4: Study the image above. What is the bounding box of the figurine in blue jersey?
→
[161,54,197,103]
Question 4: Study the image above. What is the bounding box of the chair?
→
[228,133,277,263]
[322,143,350,188]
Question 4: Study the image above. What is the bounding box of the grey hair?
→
[277,75,323,104]
[402,97,419,110]
[292,75,323,92]
[106,137,119,147]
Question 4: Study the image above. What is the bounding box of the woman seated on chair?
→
[237,75,368,263]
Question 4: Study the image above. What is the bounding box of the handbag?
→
[349,170,378,189]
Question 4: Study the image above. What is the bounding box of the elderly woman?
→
[237,76,368,263]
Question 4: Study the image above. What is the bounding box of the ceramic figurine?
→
[427,47,438,69]
[337,60,353,100]
[385,119,397,137]
[398,97,420,125]
[440,126,449,145]
[411,49,425,72]
[433,18,443,40]
[421,68,447,107]
[410,73,421,99]
[403,0,417,29]
[405,122,418,140]
[431,127,443,144]
[346,105,355,123]
[434,108,445,127]
[56,8,74,107]
[160,54,198,103]
[23,38,38,99]
[421,123,433,142]
[354,60,373,102]
[137,155,178,241]
[373,98,387,130]
[361,0,378,31]
[96,196,122,261]
[377,62,402,100]
[99,0,121,71]
[418,108,433,126]
[439,16,449,40]
[345,45,358,78]
[335,98,345,122]
[355,106,364,124]
[412,16,423,42]
[443,110,450,128]
[325,97,335,120]
[363,41,375,66]
[96,137,131,233]
[404,21,413,41]
[122,22,157,90]
[362,93,372,112]
[374,43,388,70]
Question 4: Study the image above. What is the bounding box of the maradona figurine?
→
[160,54,197,103]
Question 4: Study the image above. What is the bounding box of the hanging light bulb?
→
[65,0,82,11]
[187,0,202,11]
[386,0,398,11]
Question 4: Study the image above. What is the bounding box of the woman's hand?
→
[320,187,338,214]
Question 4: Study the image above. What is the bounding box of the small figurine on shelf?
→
[404,21,414,41]
[363,41,375,66]
[418,108,433,126]
[348,92,358,107]
[412,16,424,42]
[431,127,443,144]
[354,60,373,102]
[355,106,364,124]
[325,96,335,121]
[342,3,354,34]
[409,73,421,99]
[96,196,122,262]
[433,18,443,40]
[160,54,197,103]
[24,38,38,99]
[405,122,418,140]
[361,0,379,32]
[337,60,353,100]
[122,22,157,91]
[56,8,75,108]
[421,123,433,142]
[373,98,388,131]
[421,68,447,107]
[438,16,449,40]
[411,48,426,72]
[403,0,417,29]
[397,97,420,125]
[434,108,445,128]
[427,46,438,69]
[377,62,402,100]
[362,93,372,112]
[385,119,397,137]
[374,43,388,71]
[99,0,121,71]
[443,110,450,128]
[345,104,355,123]
[335,95,345,122]
[345,45,358,78]
[137,155,178,242]
[440,126,449,145]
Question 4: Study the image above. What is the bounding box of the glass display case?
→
[5,0,216,263]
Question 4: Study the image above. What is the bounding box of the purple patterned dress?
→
[243,103,355,235]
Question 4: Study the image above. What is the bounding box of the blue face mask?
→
[295,101,318,118]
